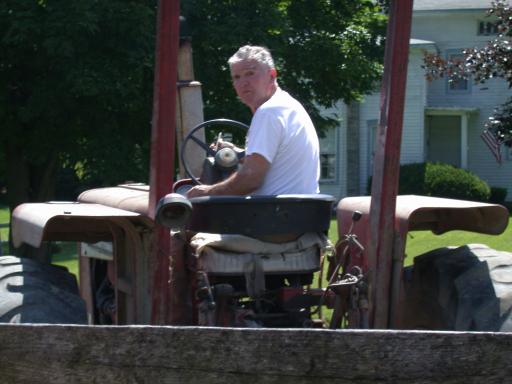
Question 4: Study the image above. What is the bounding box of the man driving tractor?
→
[186,45,320,197]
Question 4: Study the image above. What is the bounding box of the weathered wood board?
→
[0,325,511,383]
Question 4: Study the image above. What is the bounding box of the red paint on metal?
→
[338,195,510,327]
[367,0,413,328]
[149,0,180,324]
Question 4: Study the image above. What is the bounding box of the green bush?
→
[489,186,508,204]
[424,162,490,202]
[368,162,491,202]
[397,163,428,195]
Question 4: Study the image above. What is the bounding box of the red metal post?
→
[367,0,413,328]
[148,0,180,324]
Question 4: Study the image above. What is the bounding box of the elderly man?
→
[187,45,320,197]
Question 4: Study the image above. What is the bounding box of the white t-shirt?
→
[246,88,320,195]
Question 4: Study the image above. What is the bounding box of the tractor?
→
[2,0,512,331]
[5,153,511,330]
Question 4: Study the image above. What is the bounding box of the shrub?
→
[489,187,508,204]
[368,162,491,202]
[424,162,490,202]
[397,163,427,195]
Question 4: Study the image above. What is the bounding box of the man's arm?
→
[186,153,269,198]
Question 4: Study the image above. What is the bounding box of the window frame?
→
[477,20,499,36]
[445,50,471,95]
[319,126,339,184]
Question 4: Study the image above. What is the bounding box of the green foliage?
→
[487,99,512,147]
[369,162,491,202]
[1,0,387,208]
[181,0,387,133]
[423,163,490,202]
[0,0,156,205]
[490,186,508,204]
[396,163,428,195]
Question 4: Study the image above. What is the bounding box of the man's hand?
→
[212,139,244,153]
[185,153,269,198]
[186,184,214,198]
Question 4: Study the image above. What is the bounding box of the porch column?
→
[461,113,468,169]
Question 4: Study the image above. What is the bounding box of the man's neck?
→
[251,85,279,114]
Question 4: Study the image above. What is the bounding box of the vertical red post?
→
[367,0,413,328]
[148,0,180,324]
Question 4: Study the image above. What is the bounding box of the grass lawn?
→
[52,242,80,277]
[404,226,512,265]
[0,206,9,255]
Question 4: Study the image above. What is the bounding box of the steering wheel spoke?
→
[181,119,249,185]
[189,134,217,157]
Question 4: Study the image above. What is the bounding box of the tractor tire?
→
[0,255,87,324]
[402,244,512,332]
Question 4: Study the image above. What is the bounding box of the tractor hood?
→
[12,184,153,248]
[337,195,509,236]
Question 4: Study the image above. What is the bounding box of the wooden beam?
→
[148,0,180,324]
[367,0,413,328]
[1,325,511,383]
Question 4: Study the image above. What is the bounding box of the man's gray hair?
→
[228,45,275,69]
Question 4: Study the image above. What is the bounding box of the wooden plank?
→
[1,325,511,383]
[148,0,180,324]
[368,0,413,328]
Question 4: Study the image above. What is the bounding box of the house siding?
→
[355,47,429,195]
[414,8,512,197]
[322,2,512,200]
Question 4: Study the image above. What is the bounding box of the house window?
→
[478,21,498,36]
[320,154,336,180]
[446,52,470,93]
[319,127,337,182]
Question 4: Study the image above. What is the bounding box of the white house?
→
[319,0,512,201]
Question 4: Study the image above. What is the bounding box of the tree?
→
[0,0,388,220]
[423,0,512,147]
[181,0,388,132]
[0,0,156,215]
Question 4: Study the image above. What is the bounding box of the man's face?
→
[231,60,276,112]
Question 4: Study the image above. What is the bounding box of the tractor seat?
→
[189,231,329,276]
[187,194,335,239]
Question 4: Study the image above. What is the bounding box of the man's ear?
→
[270,68,277,80]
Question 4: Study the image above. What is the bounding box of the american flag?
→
[480,129,502,164]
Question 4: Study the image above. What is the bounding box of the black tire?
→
[0,256,87,324]
[402,244,512,331]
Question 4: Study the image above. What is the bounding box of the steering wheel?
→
[180,119,249,185]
